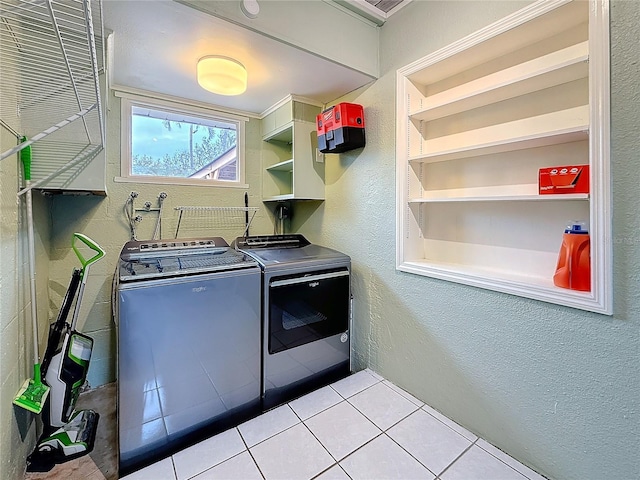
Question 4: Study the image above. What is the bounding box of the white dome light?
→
[197,56,247,96]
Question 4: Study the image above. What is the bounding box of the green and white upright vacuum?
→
[27,233,105,472]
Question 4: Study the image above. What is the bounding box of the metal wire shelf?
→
[0,0,104,194]
[174,206,259,239]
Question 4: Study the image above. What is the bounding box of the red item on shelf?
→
[539,165,589,195]
[553,224,591,292]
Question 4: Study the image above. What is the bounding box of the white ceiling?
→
[103,1,376,116]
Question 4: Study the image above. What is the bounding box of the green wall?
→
[294,1,639,479]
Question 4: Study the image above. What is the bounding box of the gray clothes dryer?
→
[235,235,352,410]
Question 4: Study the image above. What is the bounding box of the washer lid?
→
[118,237,259,281]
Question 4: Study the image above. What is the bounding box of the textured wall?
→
[0,130,53,478]
[47,89,275,389]
[294,1,639,479]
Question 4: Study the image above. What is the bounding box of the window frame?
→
[116,91,249,188]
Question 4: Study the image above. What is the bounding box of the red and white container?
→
[553,222,591,292]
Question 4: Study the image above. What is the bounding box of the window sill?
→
[114,176,249,189]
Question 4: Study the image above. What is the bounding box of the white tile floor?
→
[122,370,546,480]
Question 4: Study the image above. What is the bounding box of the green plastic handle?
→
[19,136,32,181]
[72,233,105,270]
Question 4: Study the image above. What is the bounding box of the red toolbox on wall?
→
[317,103,365,154]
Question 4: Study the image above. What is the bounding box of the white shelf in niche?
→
[409,195,589,203]
[402,259,556,290]
[266,159,294,172]
[399,259,595,311]
[409,105,589,164]
[264,193,294,202]
[408,184,589,202]
[410,42,588,122]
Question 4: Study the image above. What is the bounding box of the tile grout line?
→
[473,441,534,480]
[381,379,425,407]
[171,455,179,480]
[182,427,268,480]
[289,388,342,423]
[379,429,439,478]
[329,373,383,400]
[238,404,301,449]
[286,400,342,478]
[435,438,478,479]
[184,449,251,480]
[283,372,383,426]
[296,410,342,479]
[330,430,386,465]
[311,400,384,461]
[237,426,267,480]
[344,386,421,432]
[418,403,478,442]
[380,378,480,443]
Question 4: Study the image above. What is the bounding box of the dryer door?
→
[268,268,350,354]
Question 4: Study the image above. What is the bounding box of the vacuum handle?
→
[72,233,105,272]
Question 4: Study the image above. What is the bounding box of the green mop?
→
[13,137,50,414]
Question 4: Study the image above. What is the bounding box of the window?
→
[118,92,248,187]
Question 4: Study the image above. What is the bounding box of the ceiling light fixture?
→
[197,56,247,96]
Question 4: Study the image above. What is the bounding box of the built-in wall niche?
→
[396,0,612,314]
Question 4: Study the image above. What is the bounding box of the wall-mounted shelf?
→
[409,106,589,164]
[0,0,105,194]
[261,96,324,202]
[266,159,294,172]
[409,41,589,122]
[408,191,589,203]
[396,0,611,314]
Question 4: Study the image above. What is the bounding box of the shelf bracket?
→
[0,118,21,141]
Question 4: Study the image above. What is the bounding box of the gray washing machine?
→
[116,237,261,476]
[234,234,351,410]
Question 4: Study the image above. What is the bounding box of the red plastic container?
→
[553,223,591,292]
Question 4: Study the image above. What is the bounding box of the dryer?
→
[234,234,351,410]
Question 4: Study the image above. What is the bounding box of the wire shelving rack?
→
[0,0,104,194]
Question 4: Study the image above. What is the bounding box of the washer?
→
[234,234,351,410]
[116,237,261,476]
